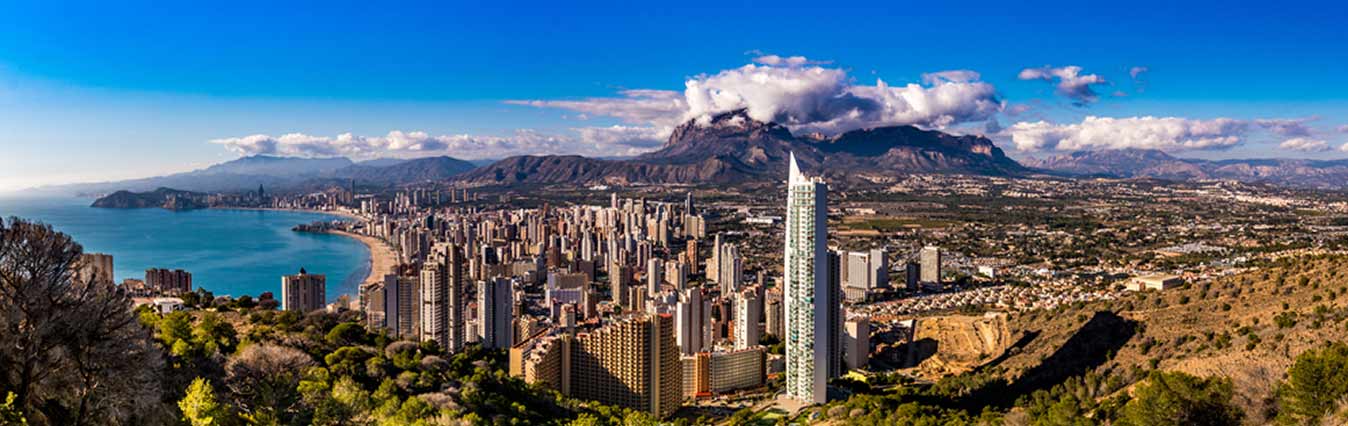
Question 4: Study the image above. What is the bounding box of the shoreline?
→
[215,206,393,298]
[211,206,365,221]
[322,229,399,293]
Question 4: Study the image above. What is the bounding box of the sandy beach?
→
[326,229,399,289]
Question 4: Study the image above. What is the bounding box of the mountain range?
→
[458,109,1026,186]
[33,113,1348,196]
[38,155,478,197]
[1025,149,1348,189]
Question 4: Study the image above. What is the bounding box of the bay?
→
[0,196,369,303]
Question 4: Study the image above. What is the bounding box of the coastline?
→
[211,206,365,221]
[214,206,394,296]
[323,229,399,291]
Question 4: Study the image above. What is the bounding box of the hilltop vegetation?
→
[0,217,659,426]
[808,254,1348,425]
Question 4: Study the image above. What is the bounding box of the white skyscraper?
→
[783,153,838,404]
[734,288,762,350]
[675,287,705,355]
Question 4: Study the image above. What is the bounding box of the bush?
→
[1277,342,1348,424]
[1118,371,1242,426]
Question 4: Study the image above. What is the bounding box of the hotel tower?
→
[783,153,839,404]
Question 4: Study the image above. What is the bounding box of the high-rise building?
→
[844,316,871,371]
[281,268,326,313]
[843,249,887,301]
[783,153,839,404]
[363,274,419,339]
[766,296,784,338]
[734,288,762,350]
[512,314,681,418]
[905,261,921,291]
[676,288,705,355]
[478,277,515,349]
[79,253,115,285]
[717,244,743,295]
[146,268,192,294]
[647,258,664,294]
[920,246,942,285]
[421,244,466,353]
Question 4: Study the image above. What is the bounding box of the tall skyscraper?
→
[647,258,664,294]
[421,244,466,353]
[478,277,514,349]
[281,268,326,313]
[675,287,705,355]
[363,274,419,339]
[783,153,839,404]
[734,288,762,350]
[717,244,743,295]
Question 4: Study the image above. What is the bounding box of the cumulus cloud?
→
[1018,65,1109,105]
[1007,116,1247,152]
[510,59,1002,136]
[1255,118,1314,137]
[1279,137,1330,152]
[211,127,666,160]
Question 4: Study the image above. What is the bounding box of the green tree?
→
[1119,371,1242,426]
[325,322,369,347]
[0,392,26,425]
[179,377,231,426]
[1277,342,1348,424]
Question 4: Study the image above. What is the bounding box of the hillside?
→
[903,254,1348,423]
[91,187,207,210]
[36,154,479,196]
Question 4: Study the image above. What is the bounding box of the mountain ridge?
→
[1027,148,1348,188]
[459,110,1026,186]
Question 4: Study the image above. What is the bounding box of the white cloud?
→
[1129,66,1149,79]
[1279,137,1330,152]
[1007,116,1248,152]
[921,70,981,84]
[1018,65,1109,105]
[509,59,1002,136]
[1255,118,1314,137]
[751,54,828,67]
[211,127,667,160]
[505,89,686,128]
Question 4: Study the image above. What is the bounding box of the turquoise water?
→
[0,196,369,302]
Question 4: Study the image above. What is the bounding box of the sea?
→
[0,196,369,302]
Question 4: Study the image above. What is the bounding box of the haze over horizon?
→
[2,1,1346,192]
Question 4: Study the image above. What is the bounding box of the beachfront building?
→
[281,268,326,313]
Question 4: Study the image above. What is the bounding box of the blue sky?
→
[1,1,1346,191]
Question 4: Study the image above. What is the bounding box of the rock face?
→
[92,188,207,210]
[459,109,1026,186]
[1027,149,1348,189]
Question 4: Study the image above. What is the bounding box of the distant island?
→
[91,187,208,210]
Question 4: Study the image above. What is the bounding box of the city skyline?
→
[3,1,1348,192]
